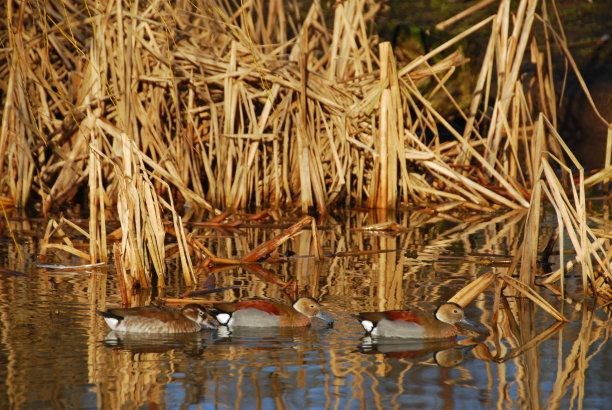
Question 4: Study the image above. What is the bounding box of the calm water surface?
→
[1,208,611,409]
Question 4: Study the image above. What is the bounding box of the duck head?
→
[292,297,334,327]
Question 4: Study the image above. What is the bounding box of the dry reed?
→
[1,0,611,306]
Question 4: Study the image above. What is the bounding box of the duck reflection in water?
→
[358,337,475,368]
[215,322,333,345]
[102,330,214,357]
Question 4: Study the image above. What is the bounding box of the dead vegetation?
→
[2,0,612,309]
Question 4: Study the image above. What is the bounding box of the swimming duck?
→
[212,297,333,328]
[357,302,476,339]
[98,304,216,333]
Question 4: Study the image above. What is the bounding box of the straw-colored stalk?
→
[2,0,612,301]
[2,0,557,218]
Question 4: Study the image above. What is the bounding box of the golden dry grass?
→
[2,0,612,305]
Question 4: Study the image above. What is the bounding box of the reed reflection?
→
[5,208,612,409]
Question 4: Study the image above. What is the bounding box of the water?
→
[1,208,611,409]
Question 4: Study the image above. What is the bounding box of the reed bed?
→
[2,0,612,305]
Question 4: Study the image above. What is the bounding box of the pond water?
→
[1,207,611,409]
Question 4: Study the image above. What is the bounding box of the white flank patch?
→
[104,317,120,331]
[216,313,231,325]
[361,320,375,334]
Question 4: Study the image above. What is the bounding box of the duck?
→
[357,302,477,339]
[98,304,216,333]
[211,297,333,328]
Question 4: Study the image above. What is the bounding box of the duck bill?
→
[459,317,478,327]
[457,317,489,337]
[315,312,334,328]
[200,319,218,330]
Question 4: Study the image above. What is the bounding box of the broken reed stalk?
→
[377,44,389,209]
[298,26,314,214]
[242,216,314,263]
[40,218,91,261]
[311,217,323,261]
[89,124,107,263]
[113,242,130,306]
[449,272,496,307]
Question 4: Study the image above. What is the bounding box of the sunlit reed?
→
[2,0,611,305]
